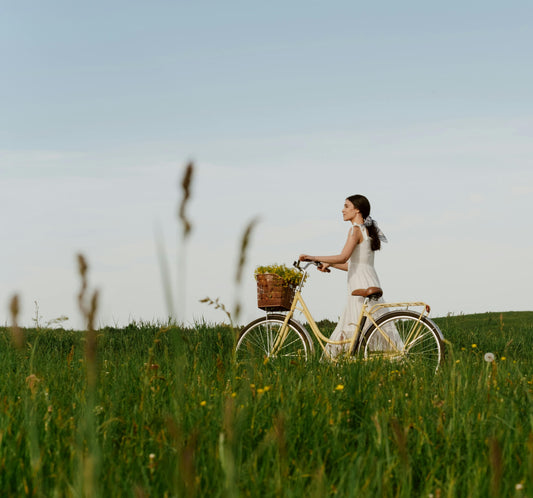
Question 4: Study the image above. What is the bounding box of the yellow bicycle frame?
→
[270,288,431,362]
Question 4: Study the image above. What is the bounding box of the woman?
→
[299,194,401,358]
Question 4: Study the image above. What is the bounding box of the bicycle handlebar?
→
[293,260,330,272]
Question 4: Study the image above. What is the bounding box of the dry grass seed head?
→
[178,162,194,238]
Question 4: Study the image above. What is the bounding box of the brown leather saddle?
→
[351,286,383,300]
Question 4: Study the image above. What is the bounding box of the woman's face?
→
[342,199,359,221]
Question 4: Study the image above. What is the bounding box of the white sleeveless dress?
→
[324,223,403,359]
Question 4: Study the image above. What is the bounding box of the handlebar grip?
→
[317,262,331,273]
[295,259,332,272]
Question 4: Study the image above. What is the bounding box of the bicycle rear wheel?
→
[236,315,312,361]
[360,310,444,372]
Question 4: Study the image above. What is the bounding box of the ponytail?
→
[347,194,386,252]
[365,223,381,251]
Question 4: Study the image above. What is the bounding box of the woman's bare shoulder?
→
[348,225,363,242]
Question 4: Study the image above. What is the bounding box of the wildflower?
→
[456,360,460,363]
[231,392,237,398]
[263,385,271,392]
[335,384,344,391]
[472,344,477,348]
[501,356,507,361]
[257,388,264,394]
[484,352,495,362]
[200,400,207,406]
[516,483,524,491]
[148,453,156,470]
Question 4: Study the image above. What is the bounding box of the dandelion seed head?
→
[484,352,495,362]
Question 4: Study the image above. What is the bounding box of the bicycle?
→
[236,261,445,372]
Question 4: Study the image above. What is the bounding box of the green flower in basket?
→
[254,264,307,311]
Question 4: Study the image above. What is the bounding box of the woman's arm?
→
[317,262,348,272]
[300,227,361,267]
[328,262,349,271]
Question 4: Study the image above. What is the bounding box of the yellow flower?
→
[257,388,264,394]
[200,400,207,406]
[231,392,237,398]
[472,344,477,348]
[335,384,344,391]
[501,356,506,361]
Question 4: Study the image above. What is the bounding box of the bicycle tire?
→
[360,310,445,372]
[236,315,313,361]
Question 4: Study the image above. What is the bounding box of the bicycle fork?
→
[267,311,295,357]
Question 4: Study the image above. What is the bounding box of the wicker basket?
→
[256,273,295,311]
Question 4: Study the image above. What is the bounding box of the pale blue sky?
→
[2,1,532,328]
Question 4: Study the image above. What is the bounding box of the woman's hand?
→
[299,254,312,262]
[318,262,331,273]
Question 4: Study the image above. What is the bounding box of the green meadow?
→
[0,311,531,497]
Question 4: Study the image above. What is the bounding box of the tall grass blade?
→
[154,222,175,320]
[75,253,101,496]
[233,217,259,323]
[9,293,24,349]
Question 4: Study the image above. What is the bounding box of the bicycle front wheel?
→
[236,315,312,361]
[361,311,444,372]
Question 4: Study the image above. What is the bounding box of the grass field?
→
[0,311,532,497]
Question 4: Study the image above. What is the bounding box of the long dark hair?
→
[346,194,381,251]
